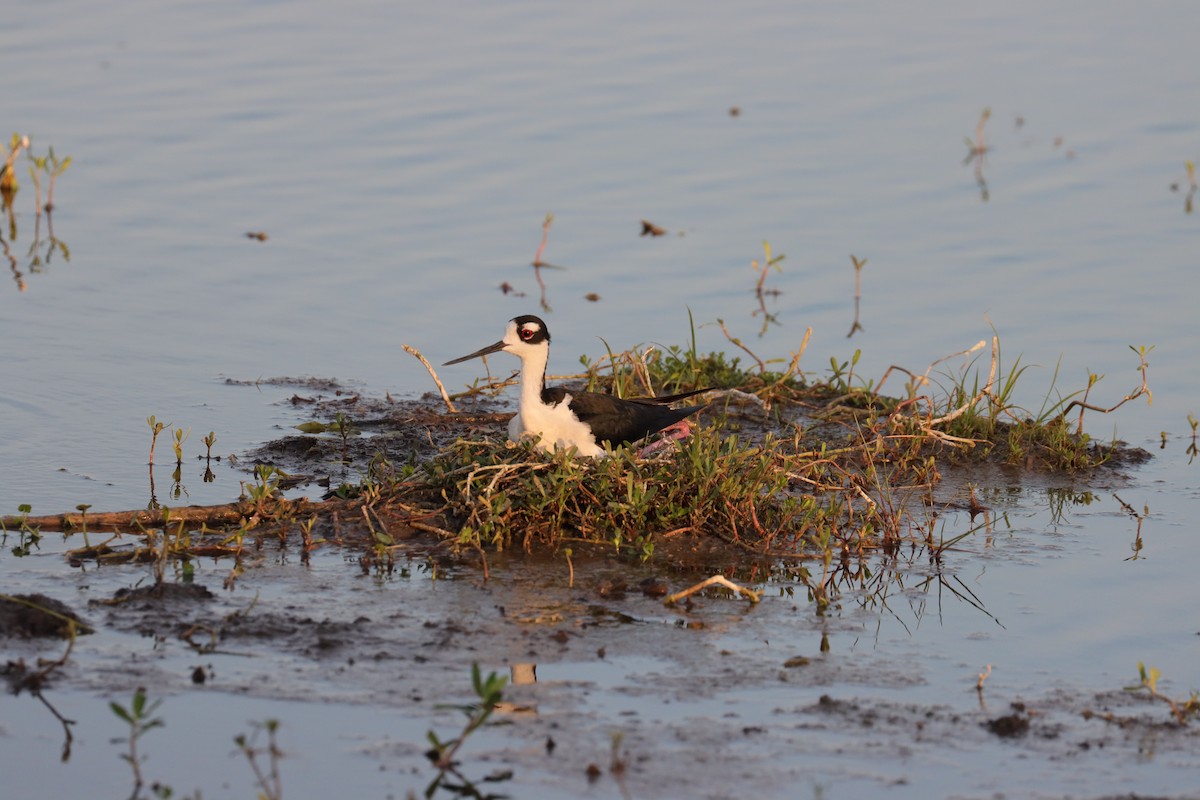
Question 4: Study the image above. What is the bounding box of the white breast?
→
[510,392,603,457]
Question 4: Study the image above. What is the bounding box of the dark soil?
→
[0,593,92,639]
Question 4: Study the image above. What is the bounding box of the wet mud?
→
[2,382,1190,799]
[5,536,1197,799]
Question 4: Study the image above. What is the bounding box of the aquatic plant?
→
[847,254,866,337]
[296,411,359,463]
[1,133,30,195]
[2,503,42,556]
[1127,663,1200,725]
[750,239,784,336]
[110,687,165,799]
[424,663,510,799]
[26,144,71,213]
[146,416,168,465]
[1187,413,1198,464]
[235,719,284,800]
[171,427,190,466]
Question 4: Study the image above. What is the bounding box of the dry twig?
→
[664,574,762,605]
[403,344,458,413]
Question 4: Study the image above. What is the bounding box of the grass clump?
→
[423,428,885,557]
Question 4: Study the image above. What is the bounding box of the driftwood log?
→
[1,499,319,534]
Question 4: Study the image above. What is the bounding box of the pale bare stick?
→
[926,337,997,426]
[1061,345,1154,419]
[403,344,458,413]
[777,327,812,384]
[716,319,766,372]
[664,574,762,606]
[977,664,993,690]
[876,339,988,397]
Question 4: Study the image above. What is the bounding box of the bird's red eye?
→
[521,327,535,340]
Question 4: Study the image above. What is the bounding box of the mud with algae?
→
[2,372,1190,799]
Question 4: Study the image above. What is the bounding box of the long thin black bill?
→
[443,340,506,365]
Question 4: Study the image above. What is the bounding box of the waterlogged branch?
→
[4,502,247,533]
[664,574,762,606]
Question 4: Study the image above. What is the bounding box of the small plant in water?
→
[235,719,284,800]
[147,416,168,465]
[171,427,190,466]
[5,503,43,556]
[200,431,219,483]
[750,239,784,336]
[424,663,510,798]
[1,133,30,196]
[110,686,165,799]
[1127,662,1200,725]
[847,254,867,337]
[42,145,71,212]
[1186,413,1198,464]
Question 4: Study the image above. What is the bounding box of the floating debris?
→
[640,219,667,237]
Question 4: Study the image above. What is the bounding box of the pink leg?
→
[637,419,694,458]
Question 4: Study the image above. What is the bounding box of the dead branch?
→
[1061,346,1153,420]
[403,344,458,413]
[664,574,762,606]
[876,339,987,397]
[2,501,270,533]
[716,318,766,372]
[926,337,997,426]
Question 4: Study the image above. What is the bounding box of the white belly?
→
[509,393,603,457]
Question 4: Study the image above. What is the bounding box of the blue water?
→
[2,1,1199,797]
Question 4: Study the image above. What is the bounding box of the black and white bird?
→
[443,315,708,457]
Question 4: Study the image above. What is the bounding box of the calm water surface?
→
[2,1,1199,797]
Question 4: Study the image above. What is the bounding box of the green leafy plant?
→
[1127,662,1200,725]
[1186,413,1198,464]
[43,145,71,212]
[296,411,359,463]
[147,416,168,465]
[234,719,284,800]
[171,427,190,466]
[110,687,165,798]
[847,254,867,337]
[750,239,785,336]
[424,663,509,799]
[1,133,30,195]
[4,503,43,556]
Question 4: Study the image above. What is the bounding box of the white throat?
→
[508,342,601,457]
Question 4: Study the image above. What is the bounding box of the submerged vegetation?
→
[2,131,73,292]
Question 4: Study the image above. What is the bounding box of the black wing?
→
[543,386,704,446]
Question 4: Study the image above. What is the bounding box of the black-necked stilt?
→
[444,315,708,457]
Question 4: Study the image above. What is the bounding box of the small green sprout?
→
[147,416,169,465]
[424,663,509,798]
[110,687,165,798]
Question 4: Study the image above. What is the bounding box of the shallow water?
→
[3,1,1200,797]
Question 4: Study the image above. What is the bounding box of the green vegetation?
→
[110,687,167,799]
[108,687,284,800]
[424,663,510,799]
[2,330,1157,611]
[1127,662,1200,726]
[235,719,284,800]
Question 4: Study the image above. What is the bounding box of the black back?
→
[542,386,704,446]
